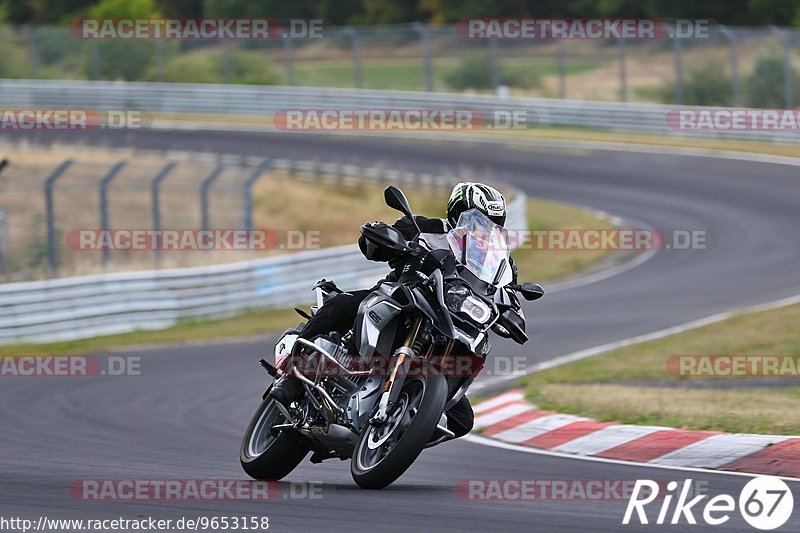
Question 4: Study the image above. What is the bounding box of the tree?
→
[86,0,162,80]
[88,0,160,18]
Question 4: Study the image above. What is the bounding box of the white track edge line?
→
[464,434,800,483]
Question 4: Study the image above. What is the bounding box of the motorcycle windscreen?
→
[446,209,513,286]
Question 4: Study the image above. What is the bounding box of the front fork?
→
[369,317,423,425]
[369,318,455,426]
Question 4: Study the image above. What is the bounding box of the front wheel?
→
[240,391,308,480]
[351,375,447,489]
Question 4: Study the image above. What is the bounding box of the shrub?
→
[660,60,732,106]
[82,0,161,80]
[154,47,279,85]
[444,54,538,91]
[746,54,800,108]
[89,40,155,81]
[0,28,33,78]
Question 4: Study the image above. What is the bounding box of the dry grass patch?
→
[531,383,800,435]
[526,301,800,385]
[523,301,800,434]
[252,173,443,247]
[511,198,617,283]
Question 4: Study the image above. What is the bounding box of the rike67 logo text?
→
[624,477,794,530]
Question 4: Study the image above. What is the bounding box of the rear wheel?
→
[240,392,308,480]
[351,375,447,489]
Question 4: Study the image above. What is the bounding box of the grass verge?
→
[511,198,616,282]
[528,384,800,436]
[523,301,800,435]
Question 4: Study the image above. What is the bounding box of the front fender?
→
[410,270,455,338]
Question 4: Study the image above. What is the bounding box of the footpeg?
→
[425,414,454,448]
[435,423,455,439]
[269,423,294,437]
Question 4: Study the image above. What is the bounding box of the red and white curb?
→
[473,390,800,478]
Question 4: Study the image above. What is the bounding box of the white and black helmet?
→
[446,182,507,228]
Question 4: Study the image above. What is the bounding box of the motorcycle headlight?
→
[445,285,470,313]
[445,285,492,324]
[461,296,491,323]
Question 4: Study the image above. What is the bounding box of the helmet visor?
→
[488,213,506,227]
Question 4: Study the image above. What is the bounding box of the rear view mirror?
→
[513,283,545,301]
[384,186,414,219]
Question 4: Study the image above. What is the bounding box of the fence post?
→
[221,41,231,83]
[412,22,433,92]
[26,25,39,78]
[90,41,100,80]
[673,26,684,104]
[155,40,165,82]
[283,35,294,86]
[345,27,363,89]
[719,26,740,106]
[557,38,566,99]
[242,160,271,231]
[150,162,177,267]
[44,159,73,275]
[200,165,225,232]
[99,162,126,268]
[489,38,500,92]
[771,26,794,109]
[617,37,628,102]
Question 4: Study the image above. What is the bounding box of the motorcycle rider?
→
[270,182,514,440]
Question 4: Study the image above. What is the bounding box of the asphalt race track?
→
[2,129,800,531]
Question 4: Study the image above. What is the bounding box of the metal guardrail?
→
[0,80,797,143]
[0,167,526,345]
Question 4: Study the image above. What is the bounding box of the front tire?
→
[240,392,308,480]
[351,375,447,489]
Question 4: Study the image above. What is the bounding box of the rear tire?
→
[351,375,447,489]
[240,392,308,480]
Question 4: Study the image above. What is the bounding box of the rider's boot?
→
[269,376,305,408]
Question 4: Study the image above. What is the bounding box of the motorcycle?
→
[240,185,544,489]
